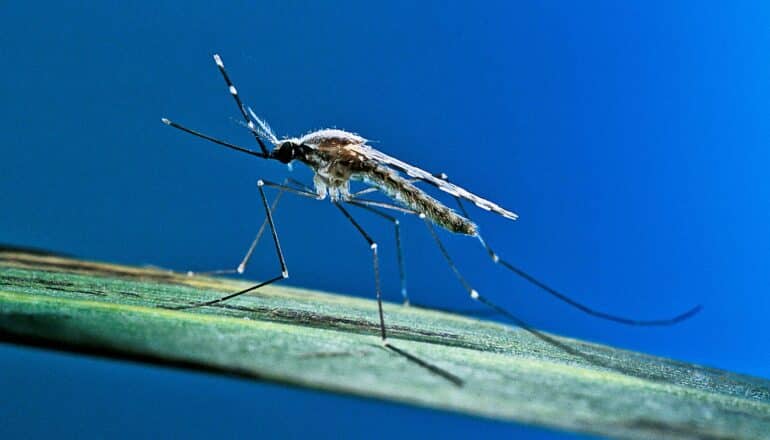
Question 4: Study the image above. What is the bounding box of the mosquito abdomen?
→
[364,166,477,235]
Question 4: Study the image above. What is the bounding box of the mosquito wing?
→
[350,144,519,221]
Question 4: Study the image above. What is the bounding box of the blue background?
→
[2,1,768,439]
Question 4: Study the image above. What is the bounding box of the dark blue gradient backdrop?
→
[2,2,769,439]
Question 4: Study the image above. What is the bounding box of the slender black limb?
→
[187,190,285,277]
[347,201,410,305]
[469,290,613,366]
[333,202,387,341]
[168,275,285,310]
[478,233,702,325]
[234,178,315,270]
[187,178,316,277]
[165,181,288,310]
[185,179,318,279]
[423,218,475,293]
[285,177,315,193]
[420,215,627,367]
[161,118,267,158]
[260,179,319,199]
[414,169,703,326]
[421,217,555,333]
[383,342,463,386]
[212,54,270,156]
[232,189,284,275]
[450,197,702,326]
[335,203,463,386]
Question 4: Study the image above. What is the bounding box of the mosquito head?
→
[270,139,310,164]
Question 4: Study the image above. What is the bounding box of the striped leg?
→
[166,179,317,310]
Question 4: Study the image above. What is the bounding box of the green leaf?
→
[1,248,768,439]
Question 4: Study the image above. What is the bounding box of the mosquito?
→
[160,54,702,384]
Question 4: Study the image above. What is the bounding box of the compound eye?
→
[273,143,294,164]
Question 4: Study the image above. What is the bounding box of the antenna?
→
[161,118,268,159]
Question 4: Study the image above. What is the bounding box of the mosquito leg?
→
[226,178,315,277]
[420,211,546,330]
[186,178,314,277]
[166,180,310,310]
[346,196,421,305]
[422,214,673,370]
[420,215,551,333]
[333,202,387,340]
[335,203,463,385]
[284,178,315,193]
[184,189,283,277]
[258,179,318,198]
[447,195,702,326]
[228,190,284,275]
[347,201,410,305]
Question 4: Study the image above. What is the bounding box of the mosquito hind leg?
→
[420,215,554,330]
[443,190,701,326]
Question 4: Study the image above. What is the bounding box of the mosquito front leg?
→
[166,180,319,310]
[185,178,314,277]
[185,189,283,277]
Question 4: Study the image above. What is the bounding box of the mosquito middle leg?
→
[333,202,387,341]
[335,203,463,385]
[346,201,410,305]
